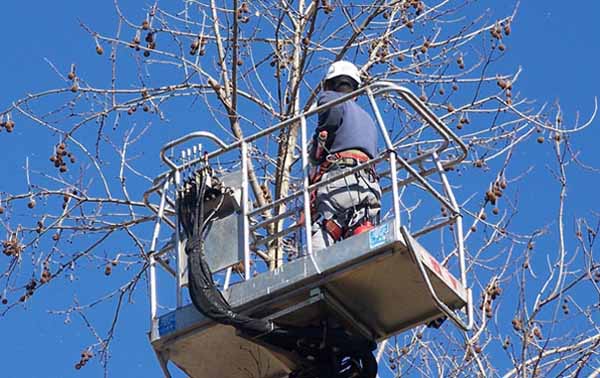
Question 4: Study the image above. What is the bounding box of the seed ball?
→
[27,199,36,209]
[52,233,60,241]
[70,84,79,93]
[537,136,545,144]
[1,298,7,304]
[498,44,506,51]
[96,45,104,55]
[141,20,150,30]
[67,72,76,80]
[419,95,427,102]
[480,212,487,221]
[143,51,151,57]
[60,165,68,173]
[0,206,4,214]
[492,207,499,215]
[512,318,522,331]
[143,105,150,112]
[104,265,112,276]
[470,225,476,232]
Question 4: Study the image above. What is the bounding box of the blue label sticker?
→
[369,223,389,249]
[159,312,176,335]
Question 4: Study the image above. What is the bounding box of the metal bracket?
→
[320,289,378,341]
[264,290,324,321]
[153,349,172,378]
[399,226,473,331]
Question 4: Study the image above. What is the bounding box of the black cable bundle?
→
[178,167,273,335]
[179,166,377,378]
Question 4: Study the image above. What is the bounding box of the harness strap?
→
[309,150,371,186]
[323,219,344,241]
[321,150,370,170]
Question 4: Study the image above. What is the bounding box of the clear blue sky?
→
[0,1,599,377]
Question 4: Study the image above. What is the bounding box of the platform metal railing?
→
[143,82,473,338]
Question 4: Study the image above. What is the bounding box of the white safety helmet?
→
[324,60,361,87]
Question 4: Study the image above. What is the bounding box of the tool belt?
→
[322,149,370,169]
[309,149,371,185]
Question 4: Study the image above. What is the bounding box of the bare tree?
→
[1,0,598,376]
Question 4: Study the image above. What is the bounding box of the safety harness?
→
[309,149,379,241]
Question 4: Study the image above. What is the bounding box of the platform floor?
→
[151,221,467,378]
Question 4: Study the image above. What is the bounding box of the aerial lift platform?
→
[143,82,473,378]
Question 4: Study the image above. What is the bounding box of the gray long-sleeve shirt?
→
[314,90,378,161]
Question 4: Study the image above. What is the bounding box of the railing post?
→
[366,87,402,234]
[300,114,314,257]
[149,178,170,337]
[241,141,251,280]
[389,151,402,235]
[432,152,467,287]
[174,168,184,308]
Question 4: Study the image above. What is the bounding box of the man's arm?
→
[317,91,344,134]
[309,91,344,163]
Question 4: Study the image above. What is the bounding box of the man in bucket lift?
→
[309,60,382,251]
